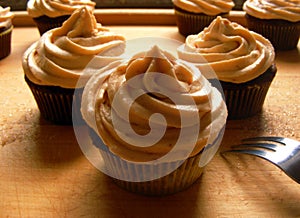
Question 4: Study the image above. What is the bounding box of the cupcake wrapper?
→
[217,64,277,120]
[89,128,204,196]
[103,151,203,196]
[174,7,217,36]
[233,0,246,10]
[33,15,70,35]
[0,26,13,60]
[222,81,271,119]
[246,14,300,50]
[174,7,226,37]
[25,76,84,125]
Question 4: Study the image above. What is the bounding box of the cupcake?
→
[27,0,96,35]
[243,0,300,50]
[0,6,14,60]
[22,7,126,125]
[172,0,235,37]
[177,16,277,120]
[81,45,228,195]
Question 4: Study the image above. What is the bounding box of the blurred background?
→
[0,0,245,11]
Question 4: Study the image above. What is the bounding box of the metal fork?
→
[224,136,300,184]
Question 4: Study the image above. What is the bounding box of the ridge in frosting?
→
[27,0,96,18]
[81,45,227,162]
[243,0,300,22]
[177,16,275,83]
[172,0,235,15]
[0,6,14,29]
[124,45,196,94]
[23,6,126,88]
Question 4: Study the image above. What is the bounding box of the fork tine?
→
[232,142,277,151]
[243,136,286,145]
[244,136,300,147]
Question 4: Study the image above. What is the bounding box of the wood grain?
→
[12,9,247,26]
[0,26,299,217]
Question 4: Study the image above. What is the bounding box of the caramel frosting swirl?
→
[177,16,275,83]
[243,0,300,22]
[172,0,235,15]
[27,0,95,18]
[23,7,125,89]
[0,6,14,29]
[81,45,227,162]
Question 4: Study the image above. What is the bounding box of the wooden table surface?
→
[0,25,299,217]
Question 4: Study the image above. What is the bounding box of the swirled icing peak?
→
[177,16,275,83]
[172,0,235,15]
[81,45,227,162]
[27,0,95,18]
[0,6,14,29]
[243,0,300,22]
[22,7,126,88]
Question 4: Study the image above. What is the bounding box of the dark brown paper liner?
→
[217,64,277,120]
[33,15,70,35]
[246,14,300,50]
[173,6,226,37]
[25,76,83,125]
[233,0,246,10]
[0,26,13,60]
[89,128,204,196]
